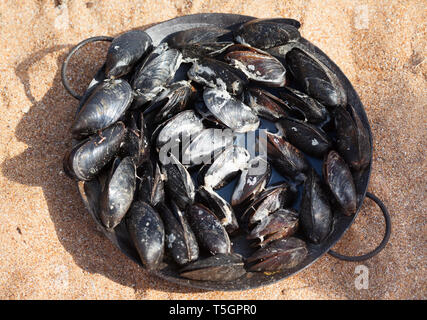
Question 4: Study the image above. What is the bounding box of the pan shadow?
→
[2,28,206,296]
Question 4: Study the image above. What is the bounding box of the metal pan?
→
[63,13,391,291]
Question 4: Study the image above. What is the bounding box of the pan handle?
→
[328,192,391,262]
[61,36,114,100]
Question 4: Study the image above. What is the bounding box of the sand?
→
[0,0,425,300]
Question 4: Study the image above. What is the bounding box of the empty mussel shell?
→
[299,168,333,244]
[127,201,165,270]
[105,30,153,78]
[203,88,260,133]
[71,79,133,139]
[234,18,300,50]
[246,237,308,272]
[99,157,136,229]
[186,203,231,255]
[63,122,127,181]
[323,151,357,216]
[278,118,332,158]
[156,201,199,265]
[180,253,246,281]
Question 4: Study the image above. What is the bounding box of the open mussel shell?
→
[63,122,127,181]
[279,86,329,124]
[99,157,136,229]
[234,18,300,50]
[246,237,308,272]
[300,168,333,244]
[180,253,246,281]
[225,44,287,87]
[186,203,231,255]
[231,156,271,208]
[278,118,332,158]
[156,201,199,265]
[333,104,371,171]
[285,45,347,107]
[161,153,195,210]
[247,208,299,247]
[196,185,239,234]
[127,201,165,270]
[323,151,357,216]
[203,88,260,133]
[182,127,234,167]
[261,132,309,182]
[71,79,133,139]
[105,30,153,78]
[203,145,250,190]
[132,43,183,107]
[243,87,288,121]
[187,57,248,95]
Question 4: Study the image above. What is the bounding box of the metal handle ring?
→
[61,36,114,100]
[328,192,391,262]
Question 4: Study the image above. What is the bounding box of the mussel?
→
[63,122,127,181]
[71,79,133,139]
[243,87,288,121]
[105,30,153,78]
[323,151,357,216]
[99,157,136,229]
[299,168,333,243]
[180,253,246,281]
[136,160,165,206]
[127,201,165,270]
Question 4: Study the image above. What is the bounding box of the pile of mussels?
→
[63,18,371,282]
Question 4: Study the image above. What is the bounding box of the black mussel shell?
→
[99,157,136,229]
[136,160,165,207]
[243,87,288,121]
[323,151,357,216]
[186,203,231,255]
[231,156,271,208]
[105,30,153,78]
[71,79,133,139]
[246,237,308,272]
[234,18,300,50]
[334,104,371,171]
[127,201,165,270]
[247,208,299,247]
[279,86,329,124]
[203,88,260,133]
[300,168,333,244]
[278,118,332,158]
[167,26,233,47]
[196,185,239,234]
[132,44,183,107]
[180,253,246,281]
[161,153,195,210]
[261,132,309,182]
[187,57,248,96]
[63,122,127,181]
[225,44,287,87]
[203,145,250,190]
[182,127,234,167]
[286,46,347,107]
[121,110,150,166]
[156,202,199,265]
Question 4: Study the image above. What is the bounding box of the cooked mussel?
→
[234,18,300,49]
[156,201,199,265]
[203,88,260,133]
[323,150,357,216]
[127,201,165,270]
[99,157,136,229]
[63,122,127,181]
[180,253,246,281]
[246,237,308,272]
[71,79,133,139]
[186,203,231,255]
[299,168,333,243]
[278,118,332,158]
[105,30,153,78]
